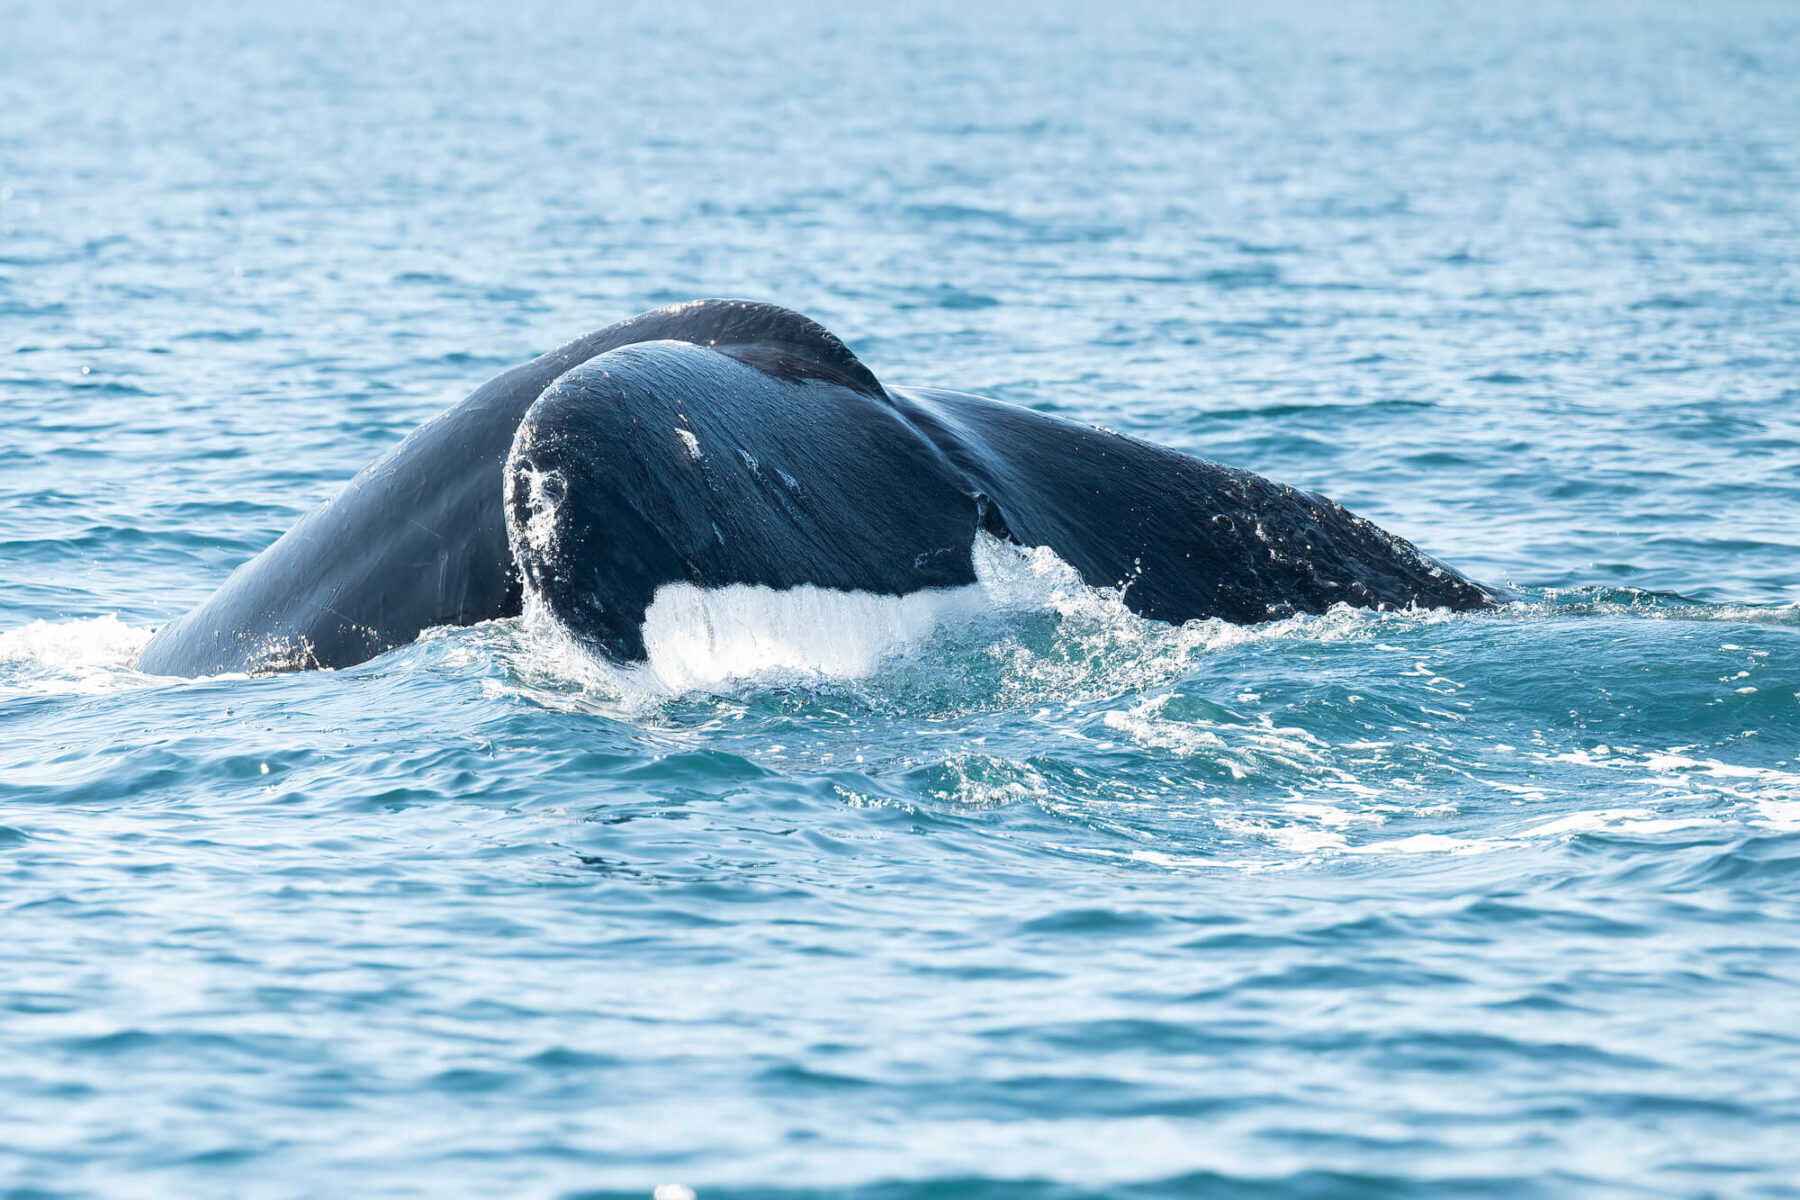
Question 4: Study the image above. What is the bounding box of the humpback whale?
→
[137,300,1495,677]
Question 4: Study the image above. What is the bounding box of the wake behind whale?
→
[137,300,1496,678]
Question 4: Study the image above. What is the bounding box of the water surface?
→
[3,2,1799,1196]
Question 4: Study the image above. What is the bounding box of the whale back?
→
[605,299,884,397]
[140,300,1493,677]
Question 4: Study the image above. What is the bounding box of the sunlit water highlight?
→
[4,2,1799,1197]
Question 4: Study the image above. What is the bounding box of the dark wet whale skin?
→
[138,300,1495,676]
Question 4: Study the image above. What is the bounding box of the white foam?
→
[635,579,993,692]
[0,615,153,693]
[1525,808,1694,838]
[1356,832,1492,855]
[516,532,1115,701]
[511,528,1503,711]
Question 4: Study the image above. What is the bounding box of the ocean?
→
[3,2,1798,1196]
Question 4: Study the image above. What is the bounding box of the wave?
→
[1509,587,1800,625]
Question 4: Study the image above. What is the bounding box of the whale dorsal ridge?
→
[575,298,886,399]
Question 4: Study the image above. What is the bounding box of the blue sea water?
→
[4,0,1800,1195]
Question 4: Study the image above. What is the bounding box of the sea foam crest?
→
[0,615,153,693]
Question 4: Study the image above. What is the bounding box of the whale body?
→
[137,300,1495,677]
